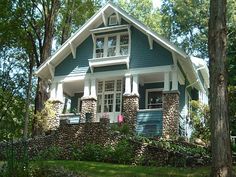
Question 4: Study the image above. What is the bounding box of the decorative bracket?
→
[115,11,121,25]
[102,11,107,26]
[69,42,76,59]
[147,34,153,50]
[47,63,55,78]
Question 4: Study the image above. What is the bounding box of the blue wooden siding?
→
[130,27,173,68]
[136,110,163,136]
[139,82,164,109]
[55,36,93,76]
[55,23,174,76]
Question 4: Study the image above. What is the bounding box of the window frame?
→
[109,15,118,26]
[145,88,163,109]
[93,32,130,59]
[97,79,123,114]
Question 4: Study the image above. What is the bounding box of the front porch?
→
[50,66,181,137]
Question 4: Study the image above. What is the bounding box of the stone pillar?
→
[49,100,63,130]
[162,91,180,138]
[80,98,97,123]
[122,95,139,130]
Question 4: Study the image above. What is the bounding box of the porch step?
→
[136,110,163,137]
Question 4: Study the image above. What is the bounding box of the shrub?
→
[34,146,63,160]
[112,139,134,164]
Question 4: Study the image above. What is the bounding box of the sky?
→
[152,0,162,8]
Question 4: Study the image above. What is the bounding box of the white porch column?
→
[164,72,170,91]
[90,78,97,98]
[124,74,132,95]
[171,70,178,91]
[83,79,90,97]
[132,74,139,95]
[56,82,64,102]
[50,82,56,100]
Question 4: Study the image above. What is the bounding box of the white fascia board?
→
[35,3,111,76]
[90,24,129,33]
[108,2,187,58]
[47,63,55,79]
[53,65,172,82]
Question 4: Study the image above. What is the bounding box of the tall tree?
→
[160,0,209,58]
[208,0,232,176]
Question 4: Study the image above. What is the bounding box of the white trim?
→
[47,63,55,78]
[115,11,121,25]
[83,79,90,97]
[35,2,188,77]
[90,24,129,34]
[89,55,129,73]
[164,72,170,91]
[109,14,118,25]
[90,78,97,99]
[102,11,107,26]
[49,82,57,100]
[171,68,178,91]
[177,66,185,85]
[56,82,64,102]
[145,88,163,109]
[69,42,76,59]
[132,74,139,95]
[138,108,163,112]
[124,74,131,95]
[54,65,172,82]
[147,34,153,50]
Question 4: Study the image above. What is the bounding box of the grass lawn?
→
[34,161,211,177]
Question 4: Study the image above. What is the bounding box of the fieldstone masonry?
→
[49,100,63,130]
[80,97,97,123]
[162,91,180,137]
[122,94,139,130]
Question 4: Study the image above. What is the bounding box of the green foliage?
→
[118,0,163,34]
[34,101,57,132]
[189,100,210,142]
[34,146,63,160]
[110,123,132,136]
[160,0,209,58]
[111,139,134,164]
[228,86,236,136]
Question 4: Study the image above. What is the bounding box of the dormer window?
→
[109,15,117,26]
[94,32,129,58]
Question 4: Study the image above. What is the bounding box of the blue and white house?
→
[35,2,209,137]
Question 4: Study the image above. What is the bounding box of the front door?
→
[97,79,122,122]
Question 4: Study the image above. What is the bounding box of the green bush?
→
[34,146,63,160]
[112,139,134,164]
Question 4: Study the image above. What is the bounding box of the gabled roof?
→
[35,2,187,77]
[35,2,208,93]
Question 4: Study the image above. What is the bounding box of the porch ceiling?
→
[140,73,164,84]
[63,80,84,96]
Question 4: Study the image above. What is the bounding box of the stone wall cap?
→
[123,93,140,97]
[81,96,97,101]
[163,90,180,95]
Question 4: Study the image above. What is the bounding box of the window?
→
[120,34,129,55]
[97,79,122,113]
[95,38,104,58]
[146,89,163,109]
[107,36,116,57]
[109,15,117,26]
[94,33,129,58]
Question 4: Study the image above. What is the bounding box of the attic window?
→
[109,15,117,26]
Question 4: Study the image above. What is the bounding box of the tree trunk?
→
[33,0,60,136]
[208,0,233,176]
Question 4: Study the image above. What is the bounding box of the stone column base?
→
[80,97,97,123]
[48,100,63,131]
[162,91,180,138]
[122,94,139,131]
